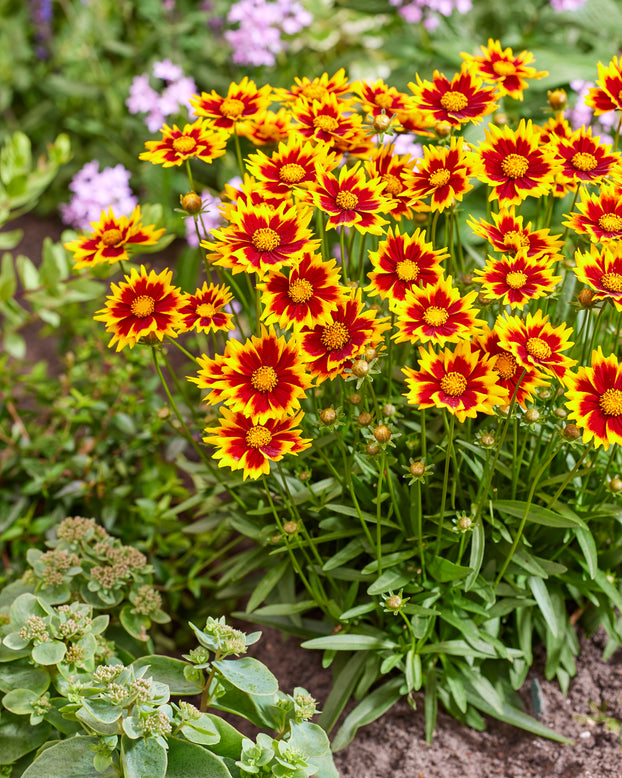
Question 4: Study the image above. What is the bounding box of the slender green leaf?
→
[528,576,560,638]
[302,634,396,651]
[331,677,402,751]
[495,500,587,529]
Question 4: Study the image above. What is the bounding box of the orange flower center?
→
[302,84,327,101]
[279,163,306,183]
[382,173,402,196]
[288,278,314,303]
[313,115,338,132]
[440,91,468,112]
[252,228,281,252]
[102,228,123,246]
[422,306,449,327]
[506,270,528,289]
[440,371,467,397]
[245,425,273,448]
[130,295,155,318]
[504,230,530,250]
[601,272,622,292]
[196,302,217,318]
[571,151,598,172]
[501,153,529,179]
[220,97,245,119]
[250,365,279,392]
[172,135,197,153]
[598,213,622,232]
[335,190,359,210]
[526,336,552,360]
[429,168,451,187]
[321,321,350,350]
[599,388,622,416]
[395,259,419,282]
[492,60,516,76]
[494,352,517,380]
[375,93,393,109]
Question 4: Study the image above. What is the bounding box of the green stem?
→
[434,412,455,556]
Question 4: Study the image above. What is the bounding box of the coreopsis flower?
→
[275,68,352,105]
[554,127,621,185]
[299,289,390,383]
[190,77,273,131]
[460,39,548,100]
[292,92,362,147]
[364,144,419,221]
[402,340,508,423]
[309,162,393,234]
[495,310,576,380]
[64,207,165,270]
[203,408,311,480]
[178,282,235,334]
[563,183,622,242]
[237,108,293,146]
[206,200,318,276]
[353,78,410,118]
[366,226,447,305]
[392,275,482,346]
[537,112,573,146]
[585,56,622,115]
[564,347,622,450]
[193,327,312,423]
[257,252,345,330]
[394,103,436,137]
[574,243,622,310]
[138,119,229,167]
[94,265,183,351]
[476,119,561,205]
[476,323,548,407]
[408,68,498,128]
[468,209,564,259]
[246,137,338,197]
[220,174,289,217]
[407,136,475,211]
[189,352,229,406]
[474,251,562,310]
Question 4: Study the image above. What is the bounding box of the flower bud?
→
[414,212,428,224]
[578,288,595,308]
[538,389,552,400]
[480,433,495,447]
[365,347,378,362]
[410,461,425,477]
[373,424,391,443]
[349,393,362,405]
[525,408,541,423]
[554,407,568,419]
[457,515,472,531]
[358,411,372,426]
[434,121,452,138]
[366,442,380,456]
[352,359,370,378]
[493,112,508,126]
[283,521,298,535]
[385,594,402,611]
[382,403,396,417]
[562,423,581,441]
[373,113,392,133]
[298,470,311,481]
[610,477,622,492]
[547,89,567,110]
[320,407,337,425]
[180,191,202,214]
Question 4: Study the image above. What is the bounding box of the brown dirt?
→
[6,214,622,777]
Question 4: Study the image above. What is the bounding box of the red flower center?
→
[429,168,451,187]
[196,302,217,318]
[335,191,359,210]
[440,91,468,112]
[245,425,273,448]
[526,337,551,360]
[252,228,281,252]
[382,173,402,196]
[571,151,598,172]
[440,371,467,397]
[251,366,279,392]
[598,213,622,232]
[395,259,419,282]
[321,322,350,350]
[313,115,338,132]
[493,352,517,380]
[130,295,155,318]
[506,270,527,289]
[501,153,529,179]
[599,388,622,416]
[492,60,516,76]
[220,98,245,119]
[423,306,449,327]
[279,163,306,183]
[102,228,123,246]
[288,278,314,303]
[602,272,622,292]
[172,136,197,154]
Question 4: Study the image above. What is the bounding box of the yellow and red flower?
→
[139,119,229,167]
[563,183,622,242]
[495,310,576,380]
[206,200,318,276]
[246,137,338,197]
[564,347,622,450]
[574,243,622,310]
[474,250,562,310]
[364,144,418,221]
[292,92,362,148]
[409,68,498,128]
[94,265,183,351]
[309,162,393,234]
[299,289,390,383]
[407,137,475,211]
[460,39,548,100]
[190,77,273,131]
[366,226,447,305]
[537,112,573,147]
[353,79,410,118]
[402,340,508,423]
[203,408,311,480]
[64,207,165,270]
[586,56,622,115]
[392,275,483,346]
[467,209,564,259]
[476,120,561,206]
[554,127,621,185]
[193,327,312,423]
[238,108,293,146]
[275,69,352,105]
[257,252,345,330]
[178,282,235,334]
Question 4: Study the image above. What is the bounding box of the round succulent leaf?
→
[121,734,167,778]
[0,662,50,694]
[120,605,150,641]
[131,655,203,695]
[10,593,51,625]
[212,657,279,696]
[19,735,117,777]
[0,711,51,765]
[180,722,221,746]
[32,639,66,665]
[166,737,232,778]
[2,688,38,714]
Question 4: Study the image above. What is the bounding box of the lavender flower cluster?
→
[568,79,618,144]
[126,59,198,133]
[389,0,472,29]
[60,162,137,230]
[224,0,312,67]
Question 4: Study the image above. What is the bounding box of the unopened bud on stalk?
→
[562,423,581,441]
[525,408,541,423]
[385,594,402,611]
[434,121,452,138]
[414,212,428,224]
[554,407,568,419]
[366,442,380,456]
[457,515,472,531]
[352,359,370,378]
[538,389,552,400]
[349,393,362,405]
[383,403,396,417]
[578,288,595,308]
[320,407,337,425]
[410,461,425,477]
[365,347,378,362]
[493,112,508,126]
[358,411,373,426]
[298,470,311,481]
[547,89,567,110]
[610,477,622,492]
[480,433,495,447]
[373,424,392,443]
[283,521,298,535]
[180,191,202,214]
[373,113,392,133]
